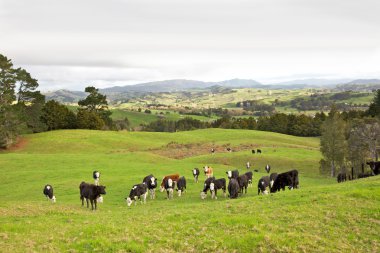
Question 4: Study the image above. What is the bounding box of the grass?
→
[0,129,379,252]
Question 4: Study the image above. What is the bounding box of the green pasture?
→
[0,129,379,252]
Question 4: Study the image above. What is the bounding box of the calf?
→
[79,181,106,210]
[228,178,240,199]
[204,166,214,178]
[269,173,278,189]
[270,169,299,193]
[226,170,239,179]
[244,171,253,187]
[337,173,347,183]
[237,174,248,194]
[160,174,180,192]
[192,168,200,183]
[93,171,100,186]
[126,183,148,207]
[258,176,270,195]
[265,164,271,173]
[163,177,175,199]
[143,174,157,199]
[176,176,187,197]
[43,184,56,203]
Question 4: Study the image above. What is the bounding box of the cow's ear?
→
[104,186,106,189]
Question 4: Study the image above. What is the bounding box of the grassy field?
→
[0,129,379,252]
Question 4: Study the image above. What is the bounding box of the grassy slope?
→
[0,129,379,252]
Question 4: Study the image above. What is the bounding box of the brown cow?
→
[160,174,180,192]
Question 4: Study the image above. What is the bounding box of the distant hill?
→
[43,89,86,103]
[336,79,380,91]
[270,78,353,87]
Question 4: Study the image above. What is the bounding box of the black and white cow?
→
[126,183,148,207]
[209,178,227,199]
[93,171,100,186]
[226,170,239,179]
[192,168,200,183]
[265,164,271,173]
[246,161,251,169]
[176,176,187,197]
[226,147,232,152]
[257,149,262,154]
[79,182,106,210]
[367,161,380,175]
[200,177,215,199]
[252,149,255,154]
[163,177,175,199]
[142,174,157,199]
[211,148,215,154]
[337,173,347,183]
[228,178,240,199]
[258,176,270,195]
[237,174,248,194]
[43,184,56,203]
[269,173,278,189]
[244,171,253,187]
[270,170,299,193]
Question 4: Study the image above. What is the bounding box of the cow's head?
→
[97,186,106,195]
[51,196,56,203]
[150,177,156,186]
[204,166,208,174]
[200,191,207,200]
[226,171,232,179]
[125,197,133,207]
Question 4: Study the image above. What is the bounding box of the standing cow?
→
[204,166,213,178]
[237,174,248,194]
[126,183,148,207]
[265,165,271,173]
[270,170,299,193]
[79,182,106,210]
[244,171,253,187]
[192,168,200,183]
[43,184,56,203]
[142,174,157,199]
[93,171,100,186]
[226,170,239,180]
[176,176,187,197]
[269,173,278,189]
[160,174,180,192]
[163,177,175,199]
[258,176,270,195]
[228,178,240,199]
[337,173,347,183]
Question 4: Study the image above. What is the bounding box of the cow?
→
[211,148,215,154]
[258,176,270,195]
[337,173,347,183]
[160,174,180,192]
[265,164,271,173]
[251,149,255,154]
[204,166,213,178]
[257,149,262,154]
[269,173,278,189]
[270,170,299,193]
[142,174,157,199]
[176,176,187,197]
[79,181,106,210]
[200,177,215,199]
[246,161,251,169]
[226,170,239,179]
[43,184,56,203]
[367,161,380,175]
[210,178,227,199]
[228,178,240,199]
[192,168,200,183]
[93,171,100,186]
[244,171,253,187]
[163,177,175,199]
[125,183,148,207]
[237,174,248,194]
[226,147,232,152]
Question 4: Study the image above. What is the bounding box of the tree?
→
[41,100,76,130]
[367,89,380,117]
[320,105,347,177]
[16,68,39,104]
[76,109,105,130]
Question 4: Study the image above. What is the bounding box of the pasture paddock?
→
[0,129,379,252]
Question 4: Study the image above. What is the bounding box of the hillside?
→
[0,129,379,252]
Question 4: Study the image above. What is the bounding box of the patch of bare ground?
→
[1,137,28,152]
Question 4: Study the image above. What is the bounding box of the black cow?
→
[200,177,215,199]
[244,171,253,187]
[257,149,262,154]
[265,164,271,173]
[226,147,232,152]
[126,183,148,207]
[228,178,240,199]
[142,174,157,199]
[192,168,200,183]
[163,177,175,199]
[79,182,106,210]
[210,178,227,199]
[226,170,239,179]
[367,161,380,175]
[252,149,255,154]
[269,173,278,189]
[93,171,100,186]
[258,176,270,195]
[176,176,187,197]
[43,184,56,203]
[237,174,248,194]
[337,173,347,183]
[270,170,299,193]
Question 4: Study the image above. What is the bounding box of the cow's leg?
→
[166,190,169,199]
[81,196,84,206]
[86,198,89,208]
[214,189,218,200]
[245,186,247,194]
[90,199,94,210]
[94,199,97,210]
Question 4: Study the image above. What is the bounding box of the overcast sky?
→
[1,0,380,91]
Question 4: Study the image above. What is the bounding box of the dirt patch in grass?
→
[1,137,28,152]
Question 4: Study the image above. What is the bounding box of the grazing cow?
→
[244,171,253,187]
[93,171,100,186]
[269,173,278,189]
[163,177,175,199]
[265,164,271,173]
[246,161,251,169]
[43,184,56,203]
[142,174,157,199]
[228,178,240,199]
[226,147,232,152]
[257,149,262,154]
[160,174,180,192]
[192,168,200,183]
[367,161,380,175]
[79,182,106,210]
[126,183,148,207]
[270,170,299,193]
[252,149,255,154]
[211,148,215,154]
[237,174,248,194]
[204,166,214,178]
[210,178,227,199]
[258,176,270,195]
[226,170,239,179]
[200,177,215,199]
[337,173,347,183]
[176,176,187,196]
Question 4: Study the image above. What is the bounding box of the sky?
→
[1,0,380,91]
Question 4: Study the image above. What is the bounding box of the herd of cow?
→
[42,165,301,210]
[337,161,380,183]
